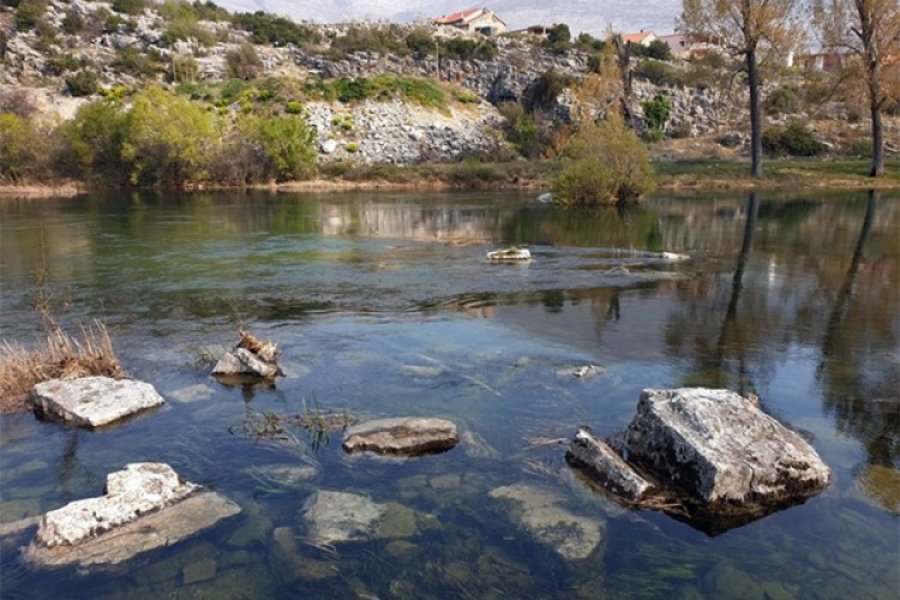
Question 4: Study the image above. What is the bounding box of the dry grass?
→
[0,321,126,413]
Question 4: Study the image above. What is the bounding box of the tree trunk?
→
[747,49,763,178]
[868,87,884,177]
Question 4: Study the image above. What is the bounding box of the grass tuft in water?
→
[0,321,126,413]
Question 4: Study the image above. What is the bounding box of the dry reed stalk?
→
[0,321,126,414]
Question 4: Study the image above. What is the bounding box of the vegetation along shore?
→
[1,0,897,202]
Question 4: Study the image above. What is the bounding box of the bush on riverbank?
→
[553,120,655,205]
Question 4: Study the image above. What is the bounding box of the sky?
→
[216,0,683,36]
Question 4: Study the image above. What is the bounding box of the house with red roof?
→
[620,30,657,47]
[434,8,507,36]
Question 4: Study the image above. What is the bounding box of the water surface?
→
[1,190,897,599]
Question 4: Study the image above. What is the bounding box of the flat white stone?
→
[486,247,531,261]
[31,377,165,428]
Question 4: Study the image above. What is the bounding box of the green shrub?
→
[285,100,304,114]
[553,120,655,205]
[762,122,824,156]
[523,69,573,113]
[66,70,99,96]
[112,46,161,77]
[575,32,605,51]
[331,24,407,56]
[630,40,672,61]
[112,0,145,15]
[634,59,682,86]
[642,129,664,143]
[765,86,800,116]
[226,43,263,80]
[543,23,572,53]
[58,100,128,183]
[170,54,199,82]
[232,11,319,46]
[191,0,230,21]
[62,8,83,34]
[305,75,446,108]
[45,52,80,75]
[0,113,40,181]
[15,0,46,31]
[440,37,498,61]
[499,102,539,157]
[121,86,217,186]
[240,114,317,181]
[642,93,671,131]
[405,28,434,57]
[219,78,250,103]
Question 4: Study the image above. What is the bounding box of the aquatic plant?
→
[0,321,126,413]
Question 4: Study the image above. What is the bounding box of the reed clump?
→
[0,321,126,413]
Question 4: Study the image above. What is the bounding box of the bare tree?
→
[681,0,801,177]
[813,0,900,177]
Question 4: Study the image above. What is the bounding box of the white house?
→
[434,8,507,36]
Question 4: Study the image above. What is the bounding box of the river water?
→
[0,190,897,599]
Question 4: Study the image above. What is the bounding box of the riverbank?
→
[1,159,896,199]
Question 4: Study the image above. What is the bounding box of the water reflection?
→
[1,190,899,597]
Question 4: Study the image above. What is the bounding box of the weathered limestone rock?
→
[24,492,240,568]
[23,463,240,567]
[34,463,199,548]
[30,376,165,428]
[301,491,386,545]
[555,365,605,379]
[489,483,603,561]
[342,417,458,456]
[212,330,281,380]
[566,427,655,503]
[624,388,831,510]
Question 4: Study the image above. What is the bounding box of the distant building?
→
[620,30,657,47]
[658,33,722,58]
[434,8,507,36]
[511,25,552,40]
[799,52,849,72]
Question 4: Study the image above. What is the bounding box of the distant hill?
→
[215,0,680,36]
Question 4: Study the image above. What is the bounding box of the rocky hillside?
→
[0,0,893,168]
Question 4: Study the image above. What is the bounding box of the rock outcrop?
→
[23,463,241,567]
[30,376,165,428]
[342,417,458,456]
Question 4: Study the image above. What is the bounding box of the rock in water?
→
[489,483,603,561]
[566,427,655,503]
[23,463,240,568]
[301,491,385,545]
[212,330,282,379]
[30,376,165,428]
[485,246,532,261]
[342,417,458,456]
[624,388,831,511]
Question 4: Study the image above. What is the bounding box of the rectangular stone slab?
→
[30,376,165,428]
[23,492,241,568]
[624,388,831,509]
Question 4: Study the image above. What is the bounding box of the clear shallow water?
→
[0,190,897,599]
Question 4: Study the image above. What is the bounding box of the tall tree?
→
[681,0,801,177]
[813,0,900,177]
